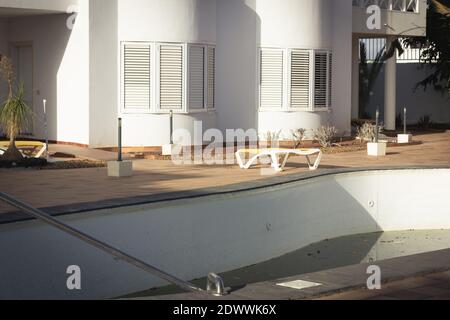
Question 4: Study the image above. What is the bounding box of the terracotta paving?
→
[0,131,449,212]
[315,270,450,300]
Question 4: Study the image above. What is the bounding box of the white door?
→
[12,44,34,135]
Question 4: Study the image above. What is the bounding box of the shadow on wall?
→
[367,64,450,124]
[217,0,261,136]
[4,13,73,142]
[0,173,383,299]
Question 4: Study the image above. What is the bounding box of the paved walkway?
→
[143,248,450,300]
[0,131,449,213]
[315,271,450,300]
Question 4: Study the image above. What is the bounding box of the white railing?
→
[352,0,419,13]
[361,38,423,63]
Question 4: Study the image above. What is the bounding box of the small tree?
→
[0,55,33,161]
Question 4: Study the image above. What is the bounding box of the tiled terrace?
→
[0,131,449,216]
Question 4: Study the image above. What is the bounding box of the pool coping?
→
[1,165,449,225]
[144,247,450,300]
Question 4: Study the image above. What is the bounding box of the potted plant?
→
[367,110,387,157]
[0,56,33,162]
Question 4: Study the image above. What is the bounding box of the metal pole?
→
[404,107,407,135]
[375,108,380,143]
[118,118,122,162]
[43,99,49,161]
[169,110,174,145]
[0,192,207,296]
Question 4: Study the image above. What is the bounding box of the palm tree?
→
[359,39,405,118]
[0,55,33,161]
[403,0,450,93]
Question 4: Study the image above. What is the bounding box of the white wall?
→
[55,0,90,145]
[352,0,427,37]
[117,0,216,43]
[88,0,118,148]
[0,0,78,12]
[0,169,449,299]
[331,0,353,136]
[216,0,259,136]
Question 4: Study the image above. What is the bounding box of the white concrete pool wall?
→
[0,169,449,299]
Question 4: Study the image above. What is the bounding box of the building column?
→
[384,36,397,131]
[351,36,360,120]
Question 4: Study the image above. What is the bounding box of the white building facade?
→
[0,0,428,148]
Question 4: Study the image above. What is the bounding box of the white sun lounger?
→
[0,141,47,158]
[235,148,322,172]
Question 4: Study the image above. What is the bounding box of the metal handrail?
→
[0,192,226,297]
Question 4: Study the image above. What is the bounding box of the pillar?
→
[384,36,397,131]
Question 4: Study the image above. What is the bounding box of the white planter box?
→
[397,134,412,144]
[162,144,175,156]
[367,142,387,157]
[108,160,133,177]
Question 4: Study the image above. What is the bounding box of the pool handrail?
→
[0,192,227,297]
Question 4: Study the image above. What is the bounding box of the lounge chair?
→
[0,141,47,158]
[235,148,322,172]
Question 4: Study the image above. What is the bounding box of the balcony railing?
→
[361,38,424,63]
[352,0,420,13]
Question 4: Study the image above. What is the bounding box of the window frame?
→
[258,47,333,113]
[120,41,216,115]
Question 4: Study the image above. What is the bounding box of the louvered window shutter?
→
[123,43,151,110]
[189,46,205,109]
[314,52,328,108]
[260,49,284,109]
[328,53,332,108]
[160,45,183,110]
[207,47,215,109]
[290,50,310,109]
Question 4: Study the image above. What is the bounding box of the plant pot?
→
[367,142,387,157]
[162,144,175,156]
[108,160,133,177]
[397,134,412,144]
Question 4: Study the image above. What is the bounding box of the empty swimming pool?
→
[0,168,449,299]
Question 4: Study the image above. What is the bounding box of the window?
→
[159,44,183,110]
[207,47,215,110]
[314,52,328,108]
[189,45,205,109]
[260,49,284,109]
[121,42,215,114]
[122,43,151,110]
[290,50,311,109]
[258,48,332,111]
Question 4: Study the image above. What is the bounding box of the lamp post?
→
[398,107,412,144]
[43,99,49,161]
[118,118,122,162]
[107,117,133,177]
[375,108,380,143]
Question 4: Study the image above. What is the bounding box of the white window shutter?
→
[314,52,328,108]
[160,45,183,110]
[207,47,215,109]
[189,46,205,109]
[328,52,332,108]
[290,50,310,109]
[123,43,151,110]
[260,49,284,109]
